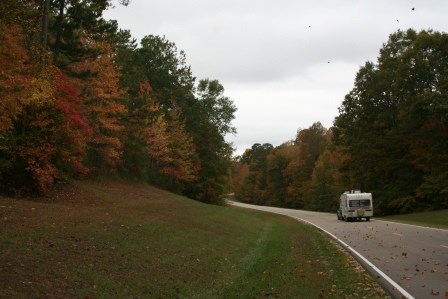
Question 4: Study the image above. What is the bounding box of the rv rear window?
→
[349,199,371,207]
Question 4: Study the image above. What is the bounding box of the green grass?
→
[0,181,388,298]
[380,209,448,229]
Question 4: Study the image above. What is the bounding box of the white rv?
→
[337,191,373,221]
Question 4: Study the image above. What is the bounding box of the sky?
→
[104,0,448,156]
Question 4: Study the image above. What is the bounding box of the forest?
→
[1,2,447,214]
[233,29,448,215]
[0,0,236,204]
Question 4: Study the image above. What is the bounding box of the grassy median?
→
[0,181,388,298]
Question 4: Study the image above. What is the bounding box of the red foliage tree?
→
[14,66,93,193]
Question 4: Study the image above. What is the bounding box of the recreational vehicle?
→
[337,191,373,222]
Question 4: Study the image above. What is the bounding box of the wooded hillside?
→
[0,0,236,204]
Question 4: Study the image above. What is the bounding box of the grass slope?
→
[1,181,388,298]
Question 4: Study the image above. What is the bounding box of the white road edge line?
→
[375,219,448,231]
[290,216,415,299]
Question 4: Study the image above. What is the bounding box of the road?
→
[230,201,448,299]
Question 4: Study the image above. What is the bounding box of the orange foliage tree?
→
[1,18,91,193]
[0,23,31,133]
[164,108,200,186]
[0,63,91,192]
[137,81,199,189]
[70,40,127,171]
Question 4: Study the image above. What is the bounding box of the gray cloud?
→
[105,0,448,155]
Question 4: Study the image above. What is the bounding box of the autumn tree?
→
[0,19,34,192]
[235,143,273,204]
[125,81,199,189]
[1,1,238,202]
[115,33,238,203]
[231,157,250,199]
[284,122,328,208]
[69,40,126,171]
[264,142,296,206]
[0,64,90,194]
[0,23,31,134]
[234,123,332,210]
[118,35,201,183]
[307,130,348,212]
[12,67,91,193]
[164,107,200,188]
[0,6,91,193]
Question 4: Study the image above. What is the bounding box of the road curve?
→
[229,201,448,299]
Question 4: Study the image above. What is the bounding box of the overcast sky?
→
[104,1,448,156]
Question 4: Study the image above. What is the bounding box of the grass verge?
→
[379,209,448,229]
[1,181,388,298]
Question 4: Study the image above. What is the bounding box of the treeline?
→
[0,0,236,204]
[233,29,448,215]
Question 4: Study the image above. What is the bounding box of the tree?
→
[294,122,327,178]
[333,29,448,213]
[1,10,93,193]
[264,142,296,206]
[0,64,91,193]
[234,123,329,209]
[135,81,199,189]
[117,35,236,203]
[232,157,250,199]
[236,143,273,204]
[0,22,32,134]
[164,108,200,187]
[307,130,347,211]
[48,0,130,66]
[288,122,328,208]
[196,79,237,136]
[126,35,196,111]
[69,40,127,171]
[1,2,238,201]
[183,79,236,203]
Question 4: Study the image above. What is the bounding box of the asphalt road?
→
[229,201,448,299]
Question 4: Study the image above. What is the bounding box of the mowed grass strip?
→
[380,209,448,229]
[0,181,388,298]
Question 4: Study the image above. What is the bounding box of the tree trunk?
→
[53,0,65,65]
[40,0,51,65]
